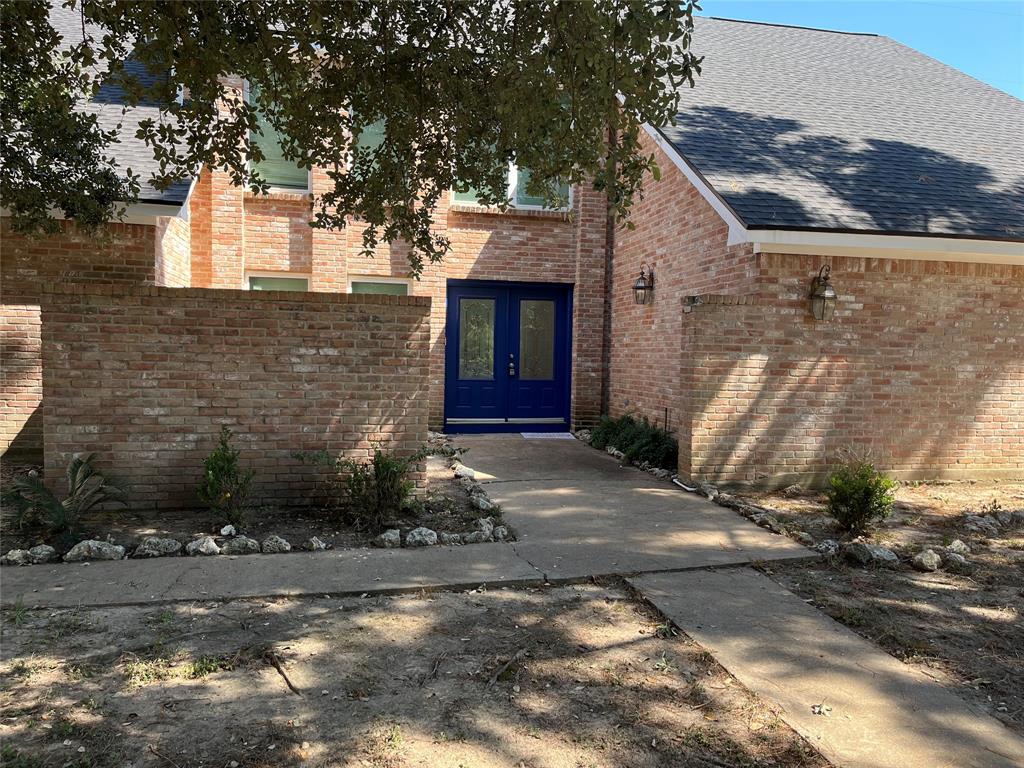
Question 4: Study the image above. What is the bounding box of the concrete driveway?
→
[457,434,811,579]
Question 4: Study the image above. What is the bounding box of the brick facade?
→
[1,220,160,459]
[41,285,431,508]
[187,165,609,430]
[614,130,1024,485]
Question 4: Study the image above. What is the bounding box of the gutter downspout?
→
[600,121,617,418]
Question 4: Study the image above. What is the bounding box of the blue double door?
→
[444,280,572,432]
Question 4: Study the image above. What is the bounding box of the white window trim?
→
[450,162,573,212]
[346,275,412,294]
[244,271,312,291]
[243,80,313,195]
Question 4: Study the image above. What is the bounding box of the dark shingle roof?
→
[49,4,191,205]
[660,17,1024,240]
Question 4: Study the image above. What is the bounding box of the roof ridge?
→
[702,16,879,37]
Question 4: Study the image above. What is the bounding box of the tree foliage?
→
[1,0,701,274]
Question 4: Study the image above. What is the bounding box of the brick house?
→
[2,14,1022,489]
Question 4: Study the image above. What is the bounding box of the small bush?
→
[296,445,428,532]
[588,414,678,470]
[1,453,125,536]
[197,426,253,526]
[825,452,897,534]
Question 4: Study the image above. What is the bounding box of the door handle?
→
[508,354,516,377]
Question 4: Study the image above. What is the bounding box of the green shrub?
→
[588,414,678,471]
[296,445,428,532]
[1,453,125,536]
[825,452,897,534]
[197,426,253,526]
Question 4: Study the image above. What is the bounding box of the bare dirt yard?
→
[1,583,827,768]
[735,480,1024,737]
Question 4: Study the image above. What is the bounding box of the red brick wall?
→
[41,285,431,509]
[155,215,191,287]
[610,130,756,430]
[189,163,609,429]
[679,256,1024,485]
[1,219,158,459]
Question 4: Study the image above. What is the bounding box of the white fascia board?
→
[748,229,1024,265]
[640,123,749,244]
[1,202,186,227]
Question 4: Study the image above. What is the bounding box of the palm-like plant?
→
[2,453,126,535]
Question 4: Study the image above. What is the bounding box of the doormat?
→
[520,432,576,439]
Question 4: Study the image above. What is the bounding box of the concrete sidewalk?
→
[2,435,813,608]
[630,568,1024,768]
[460,434,811,578]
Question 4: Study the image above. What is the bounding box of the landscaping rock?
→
[2,549,32,566]
[301,536,329,551]
[842,542,898,568]
[27,545,60,564]
[781,484,805,498]
[606,447,626,461]
[650,468,670,480]
[221,536,260,556]
[815,539,840,557]
[749,512,786,535]
[261,535,291,554]
[461,530,490,544]
[963,515,999,536]
[793,531,814,546]
[65,540,126,562]
[492,525,510,542]
[912,549,942,572]
[994,510,1015,528]
[404,527,438,547]
[373,529,401,548]
[186,536,221,556]
[471,494,497,512]
[220,524,236,536]
[439,532,463,546]
[942,551,975,574]
[713,492,739,509]
[474,517,495,538]
[573,429,592,442]
[452,463,475,479]
[946,538,971,556]
[133,537,182,558]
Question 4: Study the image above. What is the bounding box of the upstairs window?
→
[247,274,309,292]
[453,165,570,210]
[248,83,309,191]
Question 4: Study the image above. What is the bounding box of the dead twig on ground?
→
[487,648,526,689]
[420,651,447,686]
[264,650,302,696]
[148,745,185,768]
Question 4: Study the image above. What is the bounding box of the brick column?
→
[570,184,608,428]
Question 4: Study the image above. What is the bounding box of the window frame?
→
[244,271,312,292]
[243,80,312,195]
[346,275,412,296]
[450,162,573,212]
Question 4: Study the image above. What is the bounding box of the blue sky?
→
[699,1,1024,98]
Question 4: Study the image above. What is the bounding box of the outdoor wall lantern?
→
[808,264,837,321]
[633,263,655,305]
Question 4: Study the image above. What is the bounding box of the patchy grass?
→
[1,586,827,767]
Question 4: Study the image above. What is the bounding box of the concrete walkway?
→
[461,434,810,578]
[630,568,1024,768]
[2,435,810,608]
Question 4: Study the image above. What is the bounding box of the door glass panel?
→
[459,298,495,380]
[519,299,555,380]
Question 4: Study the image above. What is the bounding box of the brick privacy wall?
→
[155,215,192,287]
[41,285,431,509]
[192,162,609,430]
[609,129,756,431]
[679,255,1024,485]
[188,169,214,287]
[1,219,158,459]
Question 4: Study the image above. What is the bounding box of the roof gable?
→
[659,17,1024,241]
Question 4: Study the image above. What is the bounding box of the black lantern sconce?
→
[808,265,837,322]
[633,263,655,305]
